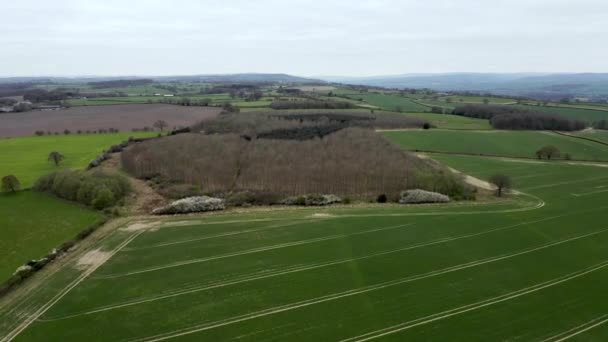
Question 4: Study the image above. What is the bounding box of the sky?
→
[1,0,608,77]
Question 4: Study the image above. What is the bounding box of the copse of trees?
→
[270,100,355,110]
[536,145,561,160]
[195,110,430,138]
[121,128,473,200]
[452,104,586,131]
[33,170,130,210]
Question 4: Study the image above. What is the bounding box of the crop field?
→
[398,113,492,130]
[384,130,608,161]
[343,93,429,112]
[0,191,101,282]
[0,132,156,187]
[3,153,608,341]
[0,104,221,138]
[516,104,608,123]
[436,95,517,104]
[572,130,608,144]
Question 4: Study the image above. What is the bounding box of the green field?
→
[384,130,608,161]
[0,191,102,282]
[516,104,608,123]
[436,95,517,104]
[3,150,608,340]
[0,132,156,188]
[400,113,492,130]
[572,130,608,144]
[344,93,430,112]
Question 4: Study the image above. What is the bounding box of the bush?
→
[152,196,225,215]
[226,190,281,207]
[399,189,450,204]
[1,175,20,193]
[92,187,115,210]
[377,194,387,203]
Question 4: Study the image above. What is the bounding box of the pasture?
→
[0,191,101,282]
[399,113,492,130]
[0,133,155,188]
[3,154,608,341]
[516,104,608,123]
[384,130,608,161]
[0,104,221,138]
[344,93,429,112]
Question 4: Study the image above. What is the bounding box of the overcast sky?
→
[2,0,607,77]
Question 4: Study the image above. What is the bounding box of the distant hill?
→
[0,74,323,85]
[320,73,608,101]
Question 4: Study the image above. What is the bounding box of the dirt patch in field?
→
[0,104,221,138]
[75,249,112,271]
[310,213,336,218]
[121,222,160,232]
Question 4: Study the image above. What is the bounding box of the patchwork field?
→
[384,130,608,161]
[0,104,221,138]
[2,152,608,340]
[0,192,102,282]
[0,132,156,188]
[516,104,608,123]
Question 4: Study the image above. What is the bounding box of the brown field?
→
[0,104,221,137]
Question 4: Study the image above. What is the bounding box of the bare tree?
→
[48,151,65,166]
[489,174,511,197]
[1,175,20,193]
[536,145,561,160]
[153,120,168,132]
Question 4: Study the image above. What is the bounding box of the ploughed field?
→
[3,154,608,341]
[0,104,221,138]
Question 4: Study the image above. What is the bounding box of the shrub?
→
[92,187,115,210]
[399,189,450,204]
[152,196,225,215]
[377,194,388,203]
[1,175,20,193]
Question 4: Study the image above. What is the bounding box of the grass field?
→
[384,130,608,161]
[0,133,156,188]
[516,104,608,123]
[436,95,517,104]
[344,93,429,112]
[0,191,102,282]
[3,151,608,340]
[572,130,608,144]
[399,113,492,130]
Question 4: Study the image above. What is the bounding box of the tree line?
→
[452,104,586,131]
